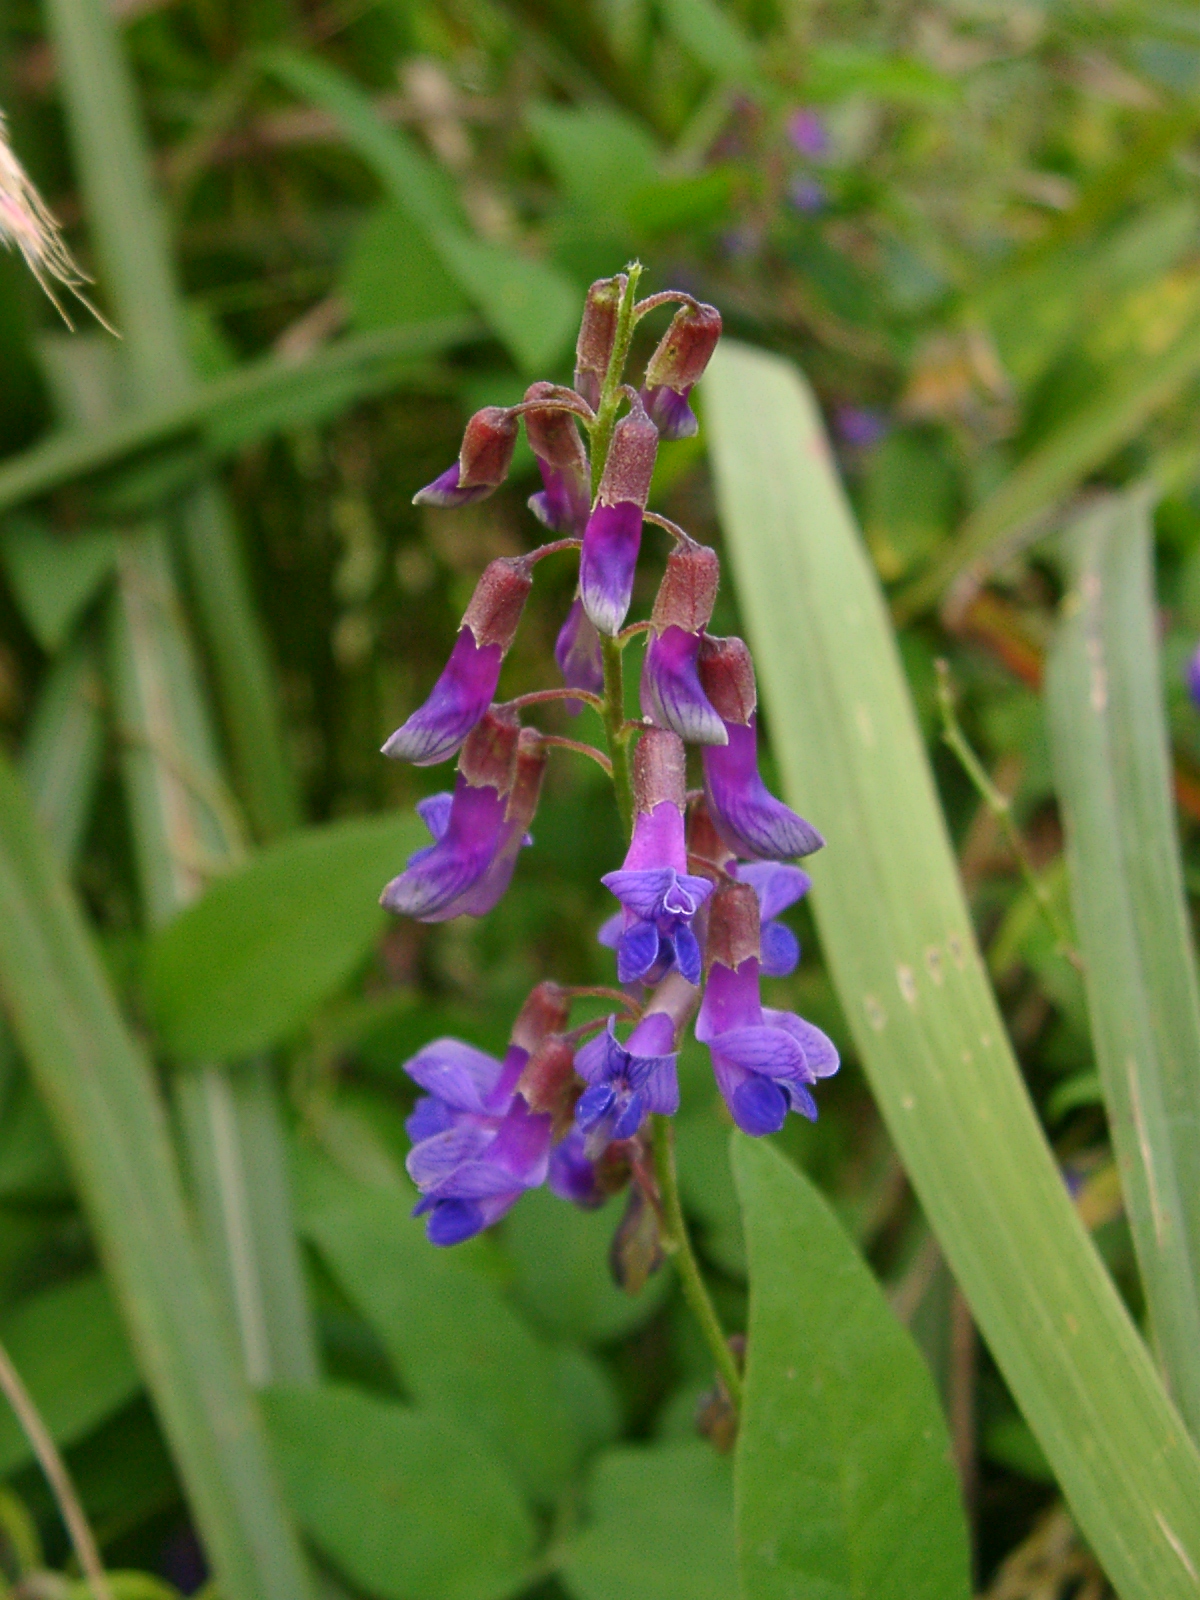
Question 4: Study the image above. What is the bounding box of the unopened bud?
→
[609,1183,664,1294]
[645,302,722,394]
[516,1036,580,1135]
[651,541,720,635]
[459,406,519,490]
[705,880,761,971]
[632,727,686,816]
[598,391,659,510]
[461,557,533,651]
[687,799,735,877]
[697,635,757,725]
[523,382,590,472]
[510,981,572,1054]
[458,705,520,791]
[575,276,624,410]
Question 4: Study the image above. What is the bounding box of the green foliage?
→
[732,1135,971,1600]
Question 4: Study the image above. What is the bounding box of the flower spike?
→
[383,558,532,766]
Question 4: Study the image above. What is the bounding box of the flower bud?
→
[413,406,519,507]
[650,541,720,635]
[462,557,534,652]
[575,276,624,410]
[458,705,521,792]
[642,302,721,440]
[597,391,658,512]
[524,381,591,536]
[697,635,757,725]
[687,799,736,878]
[704,880,761,973]
[609,1183,663,1294]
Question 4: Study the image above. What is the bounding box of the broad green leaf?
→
[527,104,660,214]
[262,49,578,372]
[504,1185,671,1344]
[806,44,958,106]
[0,753,310,1600]
[658,0,756,81]
[342,206,472,331]
[561,1443,736,1600]
[703,341,1200,1600]
[0,518,118,653]
[0,1274,141,1477]
[264,1384,536,1600]
[306,1184,580,1501]
[145,813,424,1061]
[1046,489,1200,1436]
[731,1135,971,1600]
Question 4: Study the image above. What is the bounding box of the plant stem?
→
[651,1114,742,1408]
[601,635,634,837]
[589,263,643,502]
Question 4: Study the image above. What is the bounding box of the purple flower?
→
[641,302,721,443]
[548,1128,607,1207]
[382,716,545,921]
[698,637,824,861]
[404,1042,549,1245]
[1186,641,1200,710]
[735,861,811,977]
[580,394,658,635]
[834,406,887,450]
[602,807,713,986]
[640,541,726,746]
[574,1011,680,1152]
[414,407,519,507]
[787,176,826,214]
[523,381,592,537]
[555,596,604,711]
[786,108,827,160]
[383,558,532,766]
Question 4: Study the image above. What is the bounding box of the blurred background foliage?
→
[4,0,1200,1594]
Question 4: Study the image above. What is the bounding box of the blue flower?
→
[574,1011,680,1152]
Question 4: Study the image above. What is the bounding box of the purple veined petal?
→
[555,598,605,711]
[422,1192,522,1246]
[451,816,529,918]
[528,458,591,537]
[673,923,702,986]
[406,1119,495,1191]
[708,1023,807,1079]
[483,1097,552,1187]
[759,919,800,978]
[762,1008,840,1080]
[406,1095,458,1144]
[641,384,698,442]
[641,1055,680,1116]
[611,1090,646,1141]
[622,1047,677,1093]
[734,861,811,922]
[576,1081,616,1132]
[382,630,504,766]
[580,501,643,636]
[617,918,663,985]
[721,1061,790,1136]
[640,626,727,746]
[695,956,762,1042]
[415,792,454,842]
[402,1037,507,1112]
[663,874,714,918]
[575,1025,623,1086]
[603,866,682,920]
[702,717,824,860]
[412,463,497,509]
[381,778,508,921]
[627,1010,677,1057]
[783,1080,819,1121]
[548,1129,605,1208]
[597,911,622,949]
[624,800,687,872]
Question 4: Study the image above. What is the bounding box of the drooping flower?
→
[574,276,623,413]
[695,882,837,1135]
[573,972,697,1152]
[640,540,726,745]
[381,711,545,921]
[404,985,570,1243]
[641,301,721,441]
[413,406,519,507]
[579,392,658,636]
[383,558,532,765]
[524,380,592,537]
[554,596,605,710]
[697,636,824,860]
[600,729,713,985]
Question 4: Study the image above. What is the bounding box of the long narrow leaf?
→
[703,341,1200,1600]
[21,634,105,866]
[1046,489,1200,1436]
[0,754,311,1600]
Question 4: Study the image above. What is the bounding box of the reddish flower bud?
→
[704,880,761,973]
[610,1183,663,1293]
[697,635,758,725]
[650,541,720,635]
[522,383,590,472]
[414,407,519,506]
[575,276,624,410]
[524,381,591,537]
[510,981,572,1054]
[458,705,521,792]
[687,799,736,878]
[645,302,722,395]
[462,557,534,652]
[631,727,687,816]
[597,391,659,511]
[516,1036,581,1136]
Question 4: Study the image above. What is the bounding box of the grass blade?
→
[1046,488,1200,1436]
[703,340,1200,1600]
[21,633,105,867]
[0,754,310,1600]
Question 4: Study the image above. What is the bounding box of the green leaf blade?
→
[732,1133,971,1600]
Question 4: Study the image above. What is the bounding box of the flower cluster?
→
[382,269,838,1246]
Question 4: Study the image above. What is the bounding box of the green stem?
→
[601,636,634,838]
[651,1115,743,1409]
[589,264,643,502]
